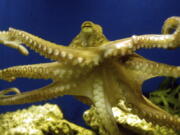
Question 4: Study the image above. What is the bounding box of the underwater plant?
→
[0,16,179,135]
[149,77,180,116]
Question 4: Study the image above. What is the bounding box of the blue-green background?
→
[0,0,179,127]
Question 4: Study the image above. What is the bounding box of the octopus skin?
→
[0,17,179,135]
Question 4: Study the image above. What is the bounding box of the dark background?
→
[0,0,179,127]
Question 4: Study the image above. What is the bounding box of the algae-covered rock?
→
[83,106,177,135]
[0,102,178,135]
[0,103,95,135]
[112,107,177,135]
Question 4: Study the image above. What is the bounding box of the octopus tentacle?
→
[0,88,21,97]
[131,33,179,50]
[0,31,29,55]
[5,28,101,67]
[123,54,180,79]
[0,62,91,82]
[115,79,180,130]
[113,60,180,130]
[128,95,180,130]
[117,92,180,130]
[131,17,180,50]
[162,16,180,34]
[131,16,180,50]
[0,64,50,81]
[100,38,133,58]
[91,77,122,135]
[100,32,178,58]
[0,81,76,105]
[100,17,180,58]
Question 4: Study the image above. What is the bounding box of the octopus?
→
[0,16,179,135]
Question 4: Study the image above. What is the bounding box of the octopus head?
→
[81,21,103,34]
[70,21,108,47]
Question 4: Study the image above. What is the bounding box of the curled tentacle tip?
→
[162,16,180,34]
[173,27,180,47]
[0,87,21,97]
[11,87,21,94]
[18,45,29,56]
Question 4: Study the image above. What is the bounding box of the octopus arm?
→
[115,55,180,130]
[0,81,77,105]
[61,72,123,135]
[128,93,180,130]
[99,17,180,59]
[0,88,21,96]
[0,28,101,67]
[0,72,95,106]
[0,62,90,82]
[162,16,180,34]
[0,31,29,55]
[123,54,180,79]
[0,62,54,81]
[100,31,179,58]
[131,16,180,50]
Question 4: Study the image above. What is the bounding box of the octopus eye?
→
[95,24,103,33]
